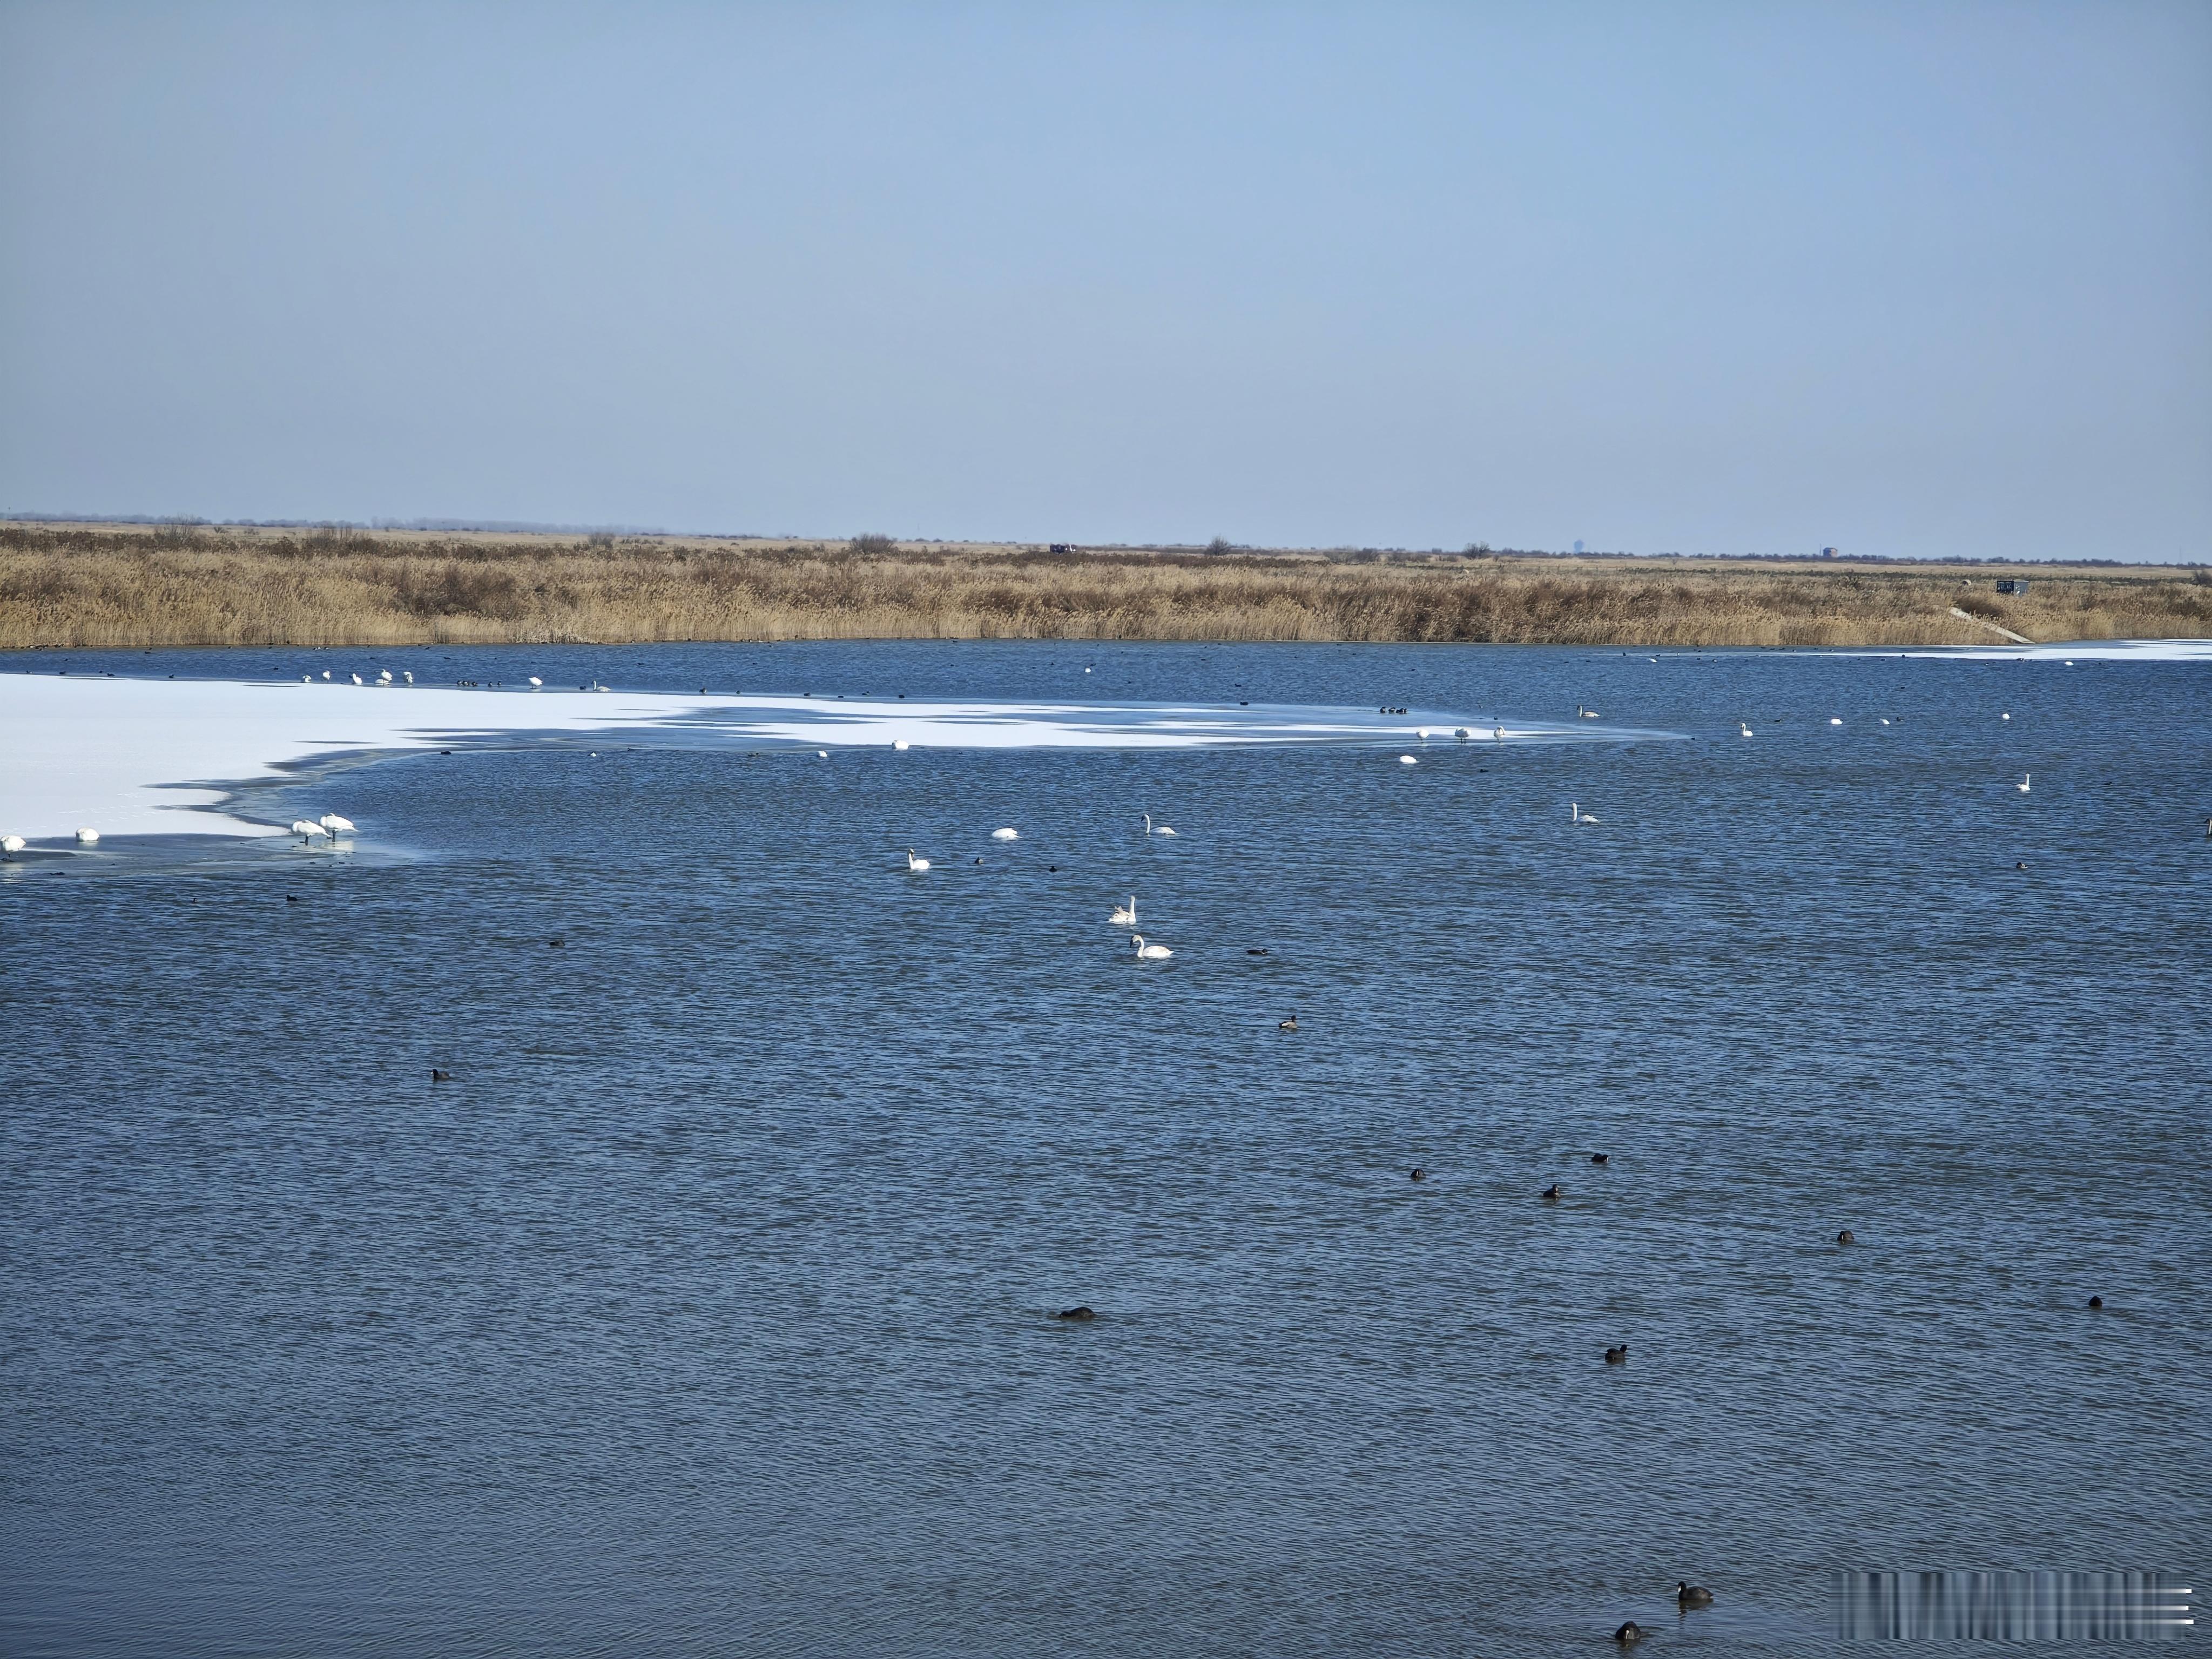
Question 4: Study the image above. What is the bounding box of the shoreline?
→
[5,523,2206,650]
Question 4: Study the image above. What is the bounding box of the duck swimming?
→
[1541,1183,1561,1202]
[1604,1345,1628,1364]
[1678,1583,1714,1607]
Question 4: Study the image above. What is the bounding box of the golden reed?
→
[3,523,2204,650]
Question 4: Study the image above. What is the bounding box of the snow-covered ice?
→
[0,675,1630,842]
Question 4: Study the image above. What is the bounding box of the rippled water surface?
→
[3,642,2207,1656]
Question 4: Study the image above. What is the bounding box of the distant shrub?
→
[848,534,898,556]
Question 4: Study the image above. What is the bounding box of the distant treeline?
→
[2,514,2195,569]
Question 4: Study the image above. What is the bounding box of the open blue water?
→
[3,642,2207,1656]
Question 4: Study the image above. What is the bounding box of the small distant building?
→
[1822,546,1839,559]
[1048,543,1073,555]
[1996,578,2028,595]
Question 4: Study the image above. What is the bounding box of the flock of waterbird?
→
[904,813,1182,960]
[0,696,2067,872]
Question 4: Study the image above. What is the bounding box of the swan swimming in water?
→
[1144,814,1176,837]
[991,827,1019,840]
[1571,803,1600,824]
[893,739,909,751]
[904,848,930,871]
[1740,723,1754,738]
[1131,934,1173,960]
[529,677,543,688]
[1109,896,1137,926]
[1,834,25,858]
[2017,773,2031,793]
[1399,755,1418,765]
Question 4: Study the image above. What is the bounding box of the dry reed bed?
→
[2,527,2206,649]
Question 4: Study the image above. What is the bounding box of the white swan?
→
[75,827,100,844]
[301,675,312,683]
[291,820,327,843]
[1494,726,1505,741]
[403,671,414,684]
[1829,717,1843,726]
[905,848,930,871]
[1399,754,1418,765]
[1144,814,1176,837]
[2,834,25,858]
[2001,712,2011,720]
[377,670,392,684]
[528,677,543,688]
[992,827,1019,840]
[893,739,909,751]
[1417,728,1431,740]
[1454,728,1470,740]
[321,670,331,680]
[2017,773,2031,793]
[1109,896,1137,926]
[350,673,363,686]
[1739,723,1754,738]
[318,814,355,838]
[817,750,829,759]
[1570,803,1600,824]
[1131,934,1173,960]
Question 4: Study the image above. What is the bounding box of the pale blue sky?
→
[2,2,2206,557]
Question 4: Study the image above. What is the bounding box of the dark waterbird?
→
[1278,1016,1298,1031]
[1246,947,1269,955]
[1677,1582,1714,1607]
[1055,1306,1096,1322]
[1408,1168,1426,1182]
[1614,1621,1647,1643]
[1837,1229,1856,1245]
[1590,1152,1609,1165]
[430,1069,452,1082]
[1542,1183,1561,1202]
[1604,1345,1628,1364]
[2087,1296,2103,1310]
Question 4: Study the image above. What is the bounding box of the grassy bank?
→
[3,522,2205,649]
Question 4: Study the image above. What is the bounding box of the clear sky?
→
[2,2,2206,558]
